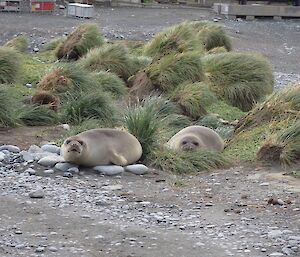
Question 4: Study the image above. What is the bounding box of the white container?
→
[67,3,94,18]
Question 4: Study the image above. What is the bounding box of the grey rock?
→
[125,164,149,175]
[68,167,79,173]
[44,169,55,174]
[49,246,58,252]
[26,168,36,175]
[25,83,32,88]
[268,230,283,238]
[35,246,45,252]
[0,145,20,153]
[93,165,124,176]
[63,172,73,178]
[55,162,78,172]
[41,144,61,154]
[282,247,294,255]
[269,253,284,256]
[21,151,34,162]
[102,185,123,191]
[29,189,45,199]
[288,236,300,241]
[33,47,39,52]
[259,182,269,186]
[28,145,42,153]
[38,155,64,167]
[0,152,5,162]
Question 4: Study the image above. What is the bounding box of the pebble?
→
[35,246,45,252]
[125,164,149,175]
[26,168,36,175]
[49,246,58,252]
[68,167,79,173]
[38,155,64,167]
[44,169,55,174]
[25,83,32,88]
[268,230,283,238]
[55,162,78,172]
[33,47,39,52]
[93,165,124,176]
[29,189,45,199]
[0,152,5,162]
[0,145,20,153]
[21,151,34,162]
[28,145,42,153]
[102,185,123,191]
[259,182,269,186]
[41,144,61,154]
[269,253,284,256]
[63,172,73,178]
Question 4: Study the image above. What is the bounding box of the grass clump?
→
[257,121,300,165]
[123,95,180,159]
[0,88,17,127]
[17,105,58,126]
[4,35,28,53]
[143,22,200,58]
[61,92,117,125]
[202,52,274,111]
[151,148,229,174]
[56,23,104,60]
[0,47,21,84]
[37,63,96,95]
[31,90,60,111]
[206,46,227,55]
[171,82,217,120]
[42,37,65,52]
[146,52,205,92]
[80,44,135,80]
[92,71,127,99]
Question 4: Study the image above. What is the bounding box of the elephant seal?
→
[61,128,142,167]
[167,126,224,152]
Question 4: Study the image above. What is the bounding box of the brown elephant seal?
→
[167,126,224,152]
[61,128,142,167]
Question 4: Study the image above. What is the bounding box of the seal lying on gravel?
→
[167,126,224,152]
[61,129,142,167]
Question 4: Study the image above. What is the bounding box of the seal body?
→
[167,126,224,152]
[61,129,142,167]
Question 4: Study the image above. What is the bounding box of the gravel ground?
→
[0,147,299,257]
[0,6,299,87]
[0,6,300,257]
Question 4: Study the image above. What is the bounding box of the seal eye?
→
[193,142,199,146]
[182,141,187,145]
[65,140,71,144]
[78,140,84,146]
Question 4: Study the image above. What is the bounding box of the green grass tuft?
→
[0,88,17,127]
[17,105,58,126]
[80,44,135,80]
[146,52,205,92]
[61,92,117,125]
[0,47,21,84]
[171,82,217,120]
[4,35,28,53]
[202,52,274,111]
[151,148,230,173]
[92,71,127,99]
[56,23,104,60]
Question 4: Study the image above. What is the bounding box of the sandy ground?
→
[0,6,300,257]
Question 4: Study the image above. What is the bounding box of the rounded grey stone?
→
[44,169,55,174]
[125,164,149,175]
[26,168,36,175]
[0,145,20,153]
[28,145,42,153]
[55,162,78,172]
[0,152,5,162]
[38,155,64,167]
[63,172,73,178]
[93,165,124,176]
[41,144,61,154]
[21,151,34,162]
[29,189,45,199]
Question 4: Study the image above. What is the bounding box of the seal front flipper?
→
[110,151,128,166]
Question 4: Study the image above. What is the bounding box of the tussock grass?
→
[144,22,201,58]
[17,105,58,126]
[202,52,274,111]
[257,121,300,165]
[4,35,28,53]
[206,46,227,55]
[206,101,245,122]
[0,88,17,127]
[151,148,229,173]
[37,63,97,94]
[92,71,127,99]
[64,118,105,137]
[32,90,60,111]
[56,23,104,60]
[123,95,180,159]
[129,55,152,74]
[236,85,300,132]
[61,92,117,125]
[0,47,21,84]
[171,82,217,120]
[80,44,135,80]
[42,38,65,52]
[146,52,205,92]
